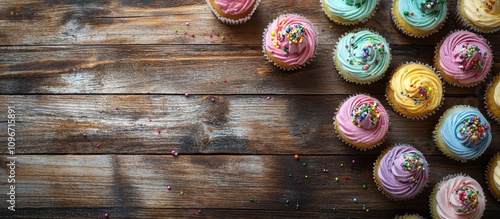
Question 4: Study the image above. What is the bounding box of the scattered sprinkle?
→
[184,93,189,97]
[167,185,171,190]
[82,133,87,138]
[362,184,367,189]
[249,198,254,202]
[353,197,358,203]
[104,213,109,218]
[186,21,189,26]
[302,162,307,167]
[211,98,216,103]
[180,191,184,195]
[294,154,299,160]
[95,144,101,148]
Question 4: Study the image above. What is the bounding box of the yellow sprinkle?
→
[428,87,433,92]
[329,25,333,29]
[271,31,276,37]
[221,35,225,40]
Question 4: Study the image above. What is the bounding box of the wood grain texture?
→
[1,0,500,218]
[0,155,499,218]
[1,95,499,156]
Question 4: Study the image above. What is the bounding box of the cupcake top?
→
[323,0,378,23]
[489,155,500,198]
[437,30,493,85]
[437,106,491,161]
[460,0,500,32]
[396,0,448,31]
[388,63,443,117]
[264,14,317,67]
[213,0,256,16]
[493,77,500,109]
[377,145,429,199]
[336,94,390,146]
[433,174,485,219]
[335,29,391,83]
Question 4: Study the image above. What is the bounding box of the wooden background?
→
[0,0,499,218]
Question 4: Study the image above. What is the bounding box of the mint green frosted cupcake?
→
[333,29,391,84]
[321,0,379,25]
[392,0,448,37]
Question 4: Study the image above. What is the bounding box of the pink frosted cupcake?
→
[434,30,493,87]
[206,0,261,25]
[374,144,429,200]
[430,174,486,219]
[263,14,318,70]
[334,94,389,150]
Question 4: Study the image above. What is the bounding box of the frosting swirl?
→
[435,175,485,219]
[397,0,447,31]
[323,0,378,22]
[388,63,443,117]
[494,159,500,193]
[438,31,492,85]
[335,29,391,82]
[377,145,429,199]
[336,94,389,145]
[214,0,255,15]
[264,14,317,67]
[461,0,500,31]
[439,106,491,160]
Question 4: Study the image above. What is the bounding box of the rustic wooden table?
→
[0,0,499,218]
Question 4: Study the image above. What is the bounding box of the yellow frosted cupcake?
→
[485,75,500,123]
[386,62,444,119]
[455,0,500,33]
[392,0,448,37]
[486,154,500,201]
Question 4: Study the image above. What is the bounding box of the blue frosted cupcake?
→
[433,105,492,162]
[321,0,379,25]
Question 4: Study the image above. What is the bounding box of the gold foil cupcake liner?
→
[454,1,500,34]
[432,105,489,163]
[206,0,261,25]
[485,153,500,202]
[433,29,494,87]
[385,61,445,120]
[262,14,318,71]
[333,93,390,151]
[373,144,429,201]
[484,75,500,124]
[320,0,380,26]
[333,28,391,85]
[391,0,448,38]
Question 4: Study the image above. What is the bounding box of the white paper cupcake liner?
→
[320,0,380,26]
[485,153,500,202]
[333,93,390,150]
[484,75,500,124]
[391,0,448,38]
[432,105,488,163]
[373,144,429,201]
[433,29,494,87]
[262,14,318,71]
[385,61,445,120]
[332,28,391,84]
[206,0,261,25]
[454,0,500,34]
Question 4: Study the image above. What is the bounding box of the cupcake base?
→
[486,154,500,201]
[206,0,260,25]
[485,76,500,124]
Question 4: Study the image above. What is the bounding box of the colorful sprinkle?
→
[294,154,299,160]
[459,116,489,142]
[351,101,381,128]
[454,185,479,214]
[362,184,367,189]
[167,185,171,190]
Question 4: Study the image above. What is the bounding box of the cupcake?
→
[374,144,429,200]
[430,174,486,219]
[394,213,425,219]
[262,14,318,70]
[206,0,261,25]
[485,75,500,123]
[333,29,391,84]
[434,105,492,162]
[486,154,500,201]
[455,0,500,33]
[392,0,448,37]
[386,62,444,119]
[334,94,390,150]
[320,0,379,25]
[434,30,493,87]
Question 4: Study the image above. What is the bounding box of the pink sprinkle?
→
[198,209,202,214]
[186,21,190,26]
[216,33,220,37]
[96,144,101,148]
[184,93,189,97]
[223,80,227,83]
[82,133,87,138]
[211,98,215,103]
[115,106,119,110]
[149,117,152,122]
[157,129,161,134]
[298,180,301,185]
[191,34,195,38]
[104,213,109,218]
[167,185,171,190]
[210,35,213,38]
[352,159,356,164]
[266,96,271,101]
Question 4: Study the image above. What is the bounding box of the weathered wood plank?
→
[2,0,489,46]
[1,45,499,94]
[0,95,499,156]
[0,155,498,218]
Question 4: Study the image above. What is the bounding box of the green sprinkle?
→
[404,11,409,16]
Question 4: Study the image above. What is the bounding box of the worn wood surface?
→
[0,0,499,218]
